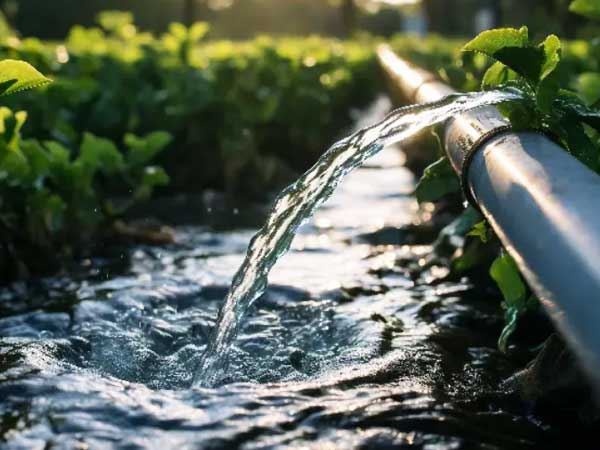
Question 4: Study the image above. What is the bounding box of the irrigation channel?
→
[1,98,599,447]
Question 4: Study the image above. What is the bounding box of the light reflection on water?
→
[198,89,524,385]
[0,99,585,449]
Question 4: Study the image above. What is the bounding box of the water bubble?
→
[39,330,53,339]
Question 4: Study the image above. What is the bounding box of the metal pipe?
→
[377,44,600,392]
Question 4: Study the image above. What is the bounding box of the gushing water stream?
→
[196,89,524,386]
[3,93,595,449]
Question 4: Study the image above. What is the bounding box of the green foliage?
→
[125,131,173,168]
[432,206,483,260]
[0,60,51,96]
[79,133,124,175]
[96,11,134,33]
[415,157,459,203]
[0,110,172,279]
[0,99,172,251]
[457,26,600,347]
[164,22,210,64]
[402,23,600,350]
[490,253,526,309]
[0,12,379,281]
[463,27,529,57]
[463,26,561,90]
[467,221,490,243]
[489,253,537,352]
[0,53,172,280]
[575,72,600,105]
[570,0,600,19]
[462,27,600,171]
[0,14,378,196]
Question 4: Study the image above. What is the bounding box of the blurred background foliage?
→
[0,8,380,279]
[2,0,591,40]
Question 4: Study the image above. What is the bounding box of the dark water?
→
[0,99,594,449]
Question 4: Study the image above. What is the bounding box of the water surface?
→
[198,89,523,385]
[0,98,594,449]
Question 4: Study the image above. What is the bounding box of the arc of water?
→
[195,88,525,387]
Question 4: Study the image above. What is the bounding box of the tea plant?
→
[0,58,172,281]
[0,118,172,281]
[0,11,379,196]
[0,11,383,282]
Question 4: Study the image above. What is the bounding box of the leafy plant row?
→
[0,11,380,282]
[0,56,175,284]
[0,12,379,195]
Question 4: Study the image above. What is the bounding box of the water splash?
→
[195,89,524,386]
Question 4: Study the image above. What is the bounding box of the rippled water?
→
[0,98,595,449]
[199,89,525,386]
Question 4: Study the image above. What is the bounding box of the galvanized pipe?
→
[377,44,600,392]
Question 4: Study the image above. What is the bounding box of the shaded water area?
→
[0,99,597,449]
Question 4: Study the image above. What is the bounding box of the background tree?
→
[4,0,586,40]
[341,0,358,35]
[183,0,196,25]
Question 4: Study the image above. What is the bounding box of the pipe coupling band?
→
[459,125,513,210]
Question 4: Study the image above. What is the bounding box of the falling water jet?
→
[194,88,525,387]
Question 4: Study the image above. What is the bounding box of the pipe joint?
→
[459,124,513,209]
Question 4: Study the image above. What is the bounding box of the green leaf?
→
[0,147,28,181]
[439,66,467,90]
[467,220,490,243]
[27,190,66,234]
[498,307,519,353]
[44,141,71,164]
[490,253,526,308]
[142,166,169,186]
[451,239,485,273]
[465,28,560,85]
[558,116,599,169]
[482,61,514,89]
[494,46,545,83]
[134,166,170,200]
[21,140,51,180]
[78,132,124,175]
[570,0,600,19]
[539,35,561,81]
[576,72,600,105]
[125,131,172,167]
[463,27,528,56]
[497,100,537,131]
[97,11,134,32]
[43,141,82,193]
[536,73,560,113]
[433,207,483,261]
[10,111,27,148]
[0,108,28,152]
[0,60,51,96]
[415,157,460,203]
[556,94,600,132]
[441,207,483,238]
[168,23,188,40]
[189,22,210,42]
